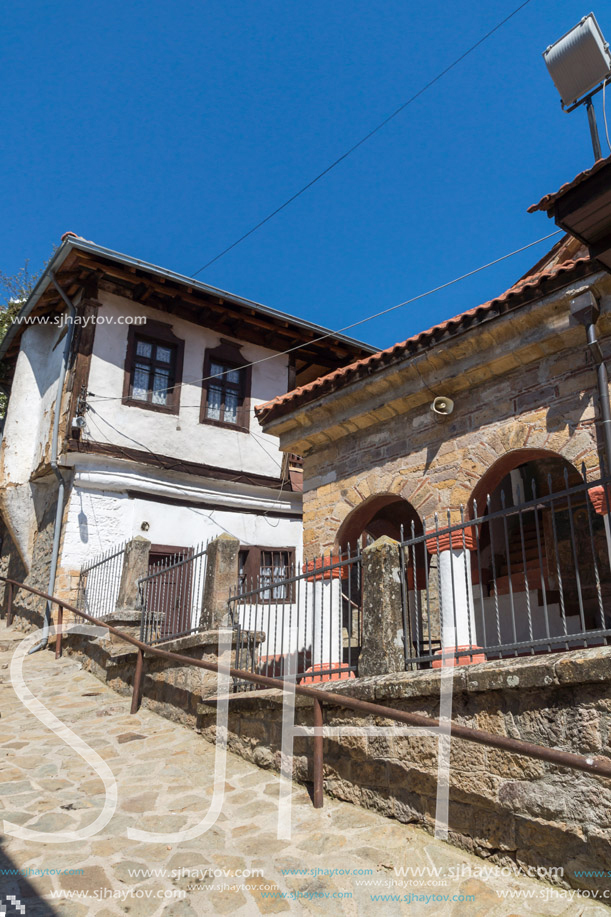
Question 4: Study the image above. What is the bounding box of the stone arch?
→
[336,493,423,552]
[468,448,584,518]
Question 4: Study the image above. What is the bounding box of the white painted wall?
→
[84,292,289,477]
[0,322,68,566]
[60,471,302,571]
[1,323,65,484]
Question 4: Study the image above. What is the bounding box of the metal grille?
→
[138,541,209,644]
[76,541,127,619]
[400,470,611,669]
[228,548,362,690]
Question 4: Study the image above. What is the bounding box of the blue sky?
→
[2,1,608,349]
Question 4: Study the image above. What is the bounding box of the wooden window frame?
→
[122,321,184,415]
[238,546,296,603]
[200,340,252,432]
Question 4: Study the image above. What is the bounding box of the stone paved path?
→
[0,622,609,917]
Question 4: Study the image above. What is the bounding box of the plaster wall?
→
[60,478,303,572]
[0,322,65,483]
[84,293,289,477]
[0,323,68,566]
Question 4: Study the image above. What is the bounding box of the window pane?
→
[224,390,239,424]
[156,345,172,364]
[207,384,222,420]
[226,368,241,385]
[133,363,150,400]
[260,562,272,601]
[151,368,170,405]
[210,361,224,380]
[136,340,152,358]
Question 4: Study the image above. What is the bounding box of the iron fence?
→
[76,541,127,619]
[228,548,362,689]
[400,470,611,669]
[138,541,209,644]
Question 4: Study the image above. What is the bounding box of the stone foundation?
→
[3,595,611,892]
[195,649,611,893]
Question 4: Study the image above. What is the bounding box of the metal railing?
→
[400,469,611,670]
[228,548,362,687]
[76,541,127,619]
[138,541,209,644]
[2,574,611,813]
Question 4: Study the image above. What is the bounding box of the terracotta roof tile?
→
[255,255,596,425]
[527,155,611,213]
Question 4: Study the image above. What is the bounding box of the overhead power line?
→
[89,228,562,406]
[191,0,534,277]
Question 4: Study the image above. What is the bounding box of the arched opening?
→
[337,494,429,666]
[337,493,423,552]
[467,450,611,656]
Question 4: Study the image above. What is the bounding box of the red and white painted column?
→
[589,485,611,569]
[427,530,485,667]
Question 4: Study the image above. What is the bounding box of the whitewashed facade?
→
[0,235,374,611]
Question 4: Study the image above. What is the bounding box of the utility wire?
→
[89,227,562,406]
[191,0,534,277]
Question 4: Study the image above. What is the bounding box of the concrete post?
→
[358,535,404,676]
[116,537,151,612]
[200,534,240,629]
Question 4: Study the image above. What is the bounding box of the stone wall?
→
[4,591,610,893]
[197,648,611,894]
[0,480,67,627]
[301,333,604,556]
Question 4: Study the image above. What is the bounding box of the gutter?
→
[0,237,377,364]
[28,273,77,654]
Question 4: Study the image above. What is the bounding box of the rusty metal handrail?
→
[3,575,611,812]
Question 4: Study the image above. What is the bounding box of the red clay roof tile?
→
[527,154,611,213]
[255,255,596,425]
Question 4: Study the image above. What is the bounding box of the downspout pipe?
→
[28,273,76,654]
[570,291,611,477]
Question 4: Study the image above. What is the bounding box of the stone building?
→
[256,226,611,665]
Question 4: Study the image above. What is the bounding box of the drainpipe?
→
[570,290,611,476]
[28,273,76,654]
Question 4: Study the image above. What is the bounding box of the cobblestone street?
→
[0,621,608,916]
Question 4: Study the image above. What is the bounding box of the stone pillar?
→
[358,535,404,677]
[426,530,484,666]
[200,534,240,629]
[116,537,151,612]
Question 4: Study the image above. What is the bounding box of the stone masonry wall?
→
[302,333,605,557]
[4,592,610,893]
[198,648,611,894]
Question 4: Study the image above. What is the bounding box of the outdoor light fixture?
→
[543,12,611,160]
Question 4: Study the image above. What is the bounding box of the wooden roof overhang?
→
[0,237,376,385]
[529,157,611,273]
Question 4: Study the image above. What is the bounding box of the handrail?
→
[3,574,611,812]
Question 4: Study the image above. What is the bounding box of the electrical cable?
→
[88,228,563,407]
[191,0,534,276]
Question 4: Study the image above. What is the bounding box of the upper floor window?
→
[123,323,184,414]
[207,360,244,424]
[201,340,251,431]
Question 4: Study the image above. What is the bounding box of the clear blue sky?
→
[2,0,607,349]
